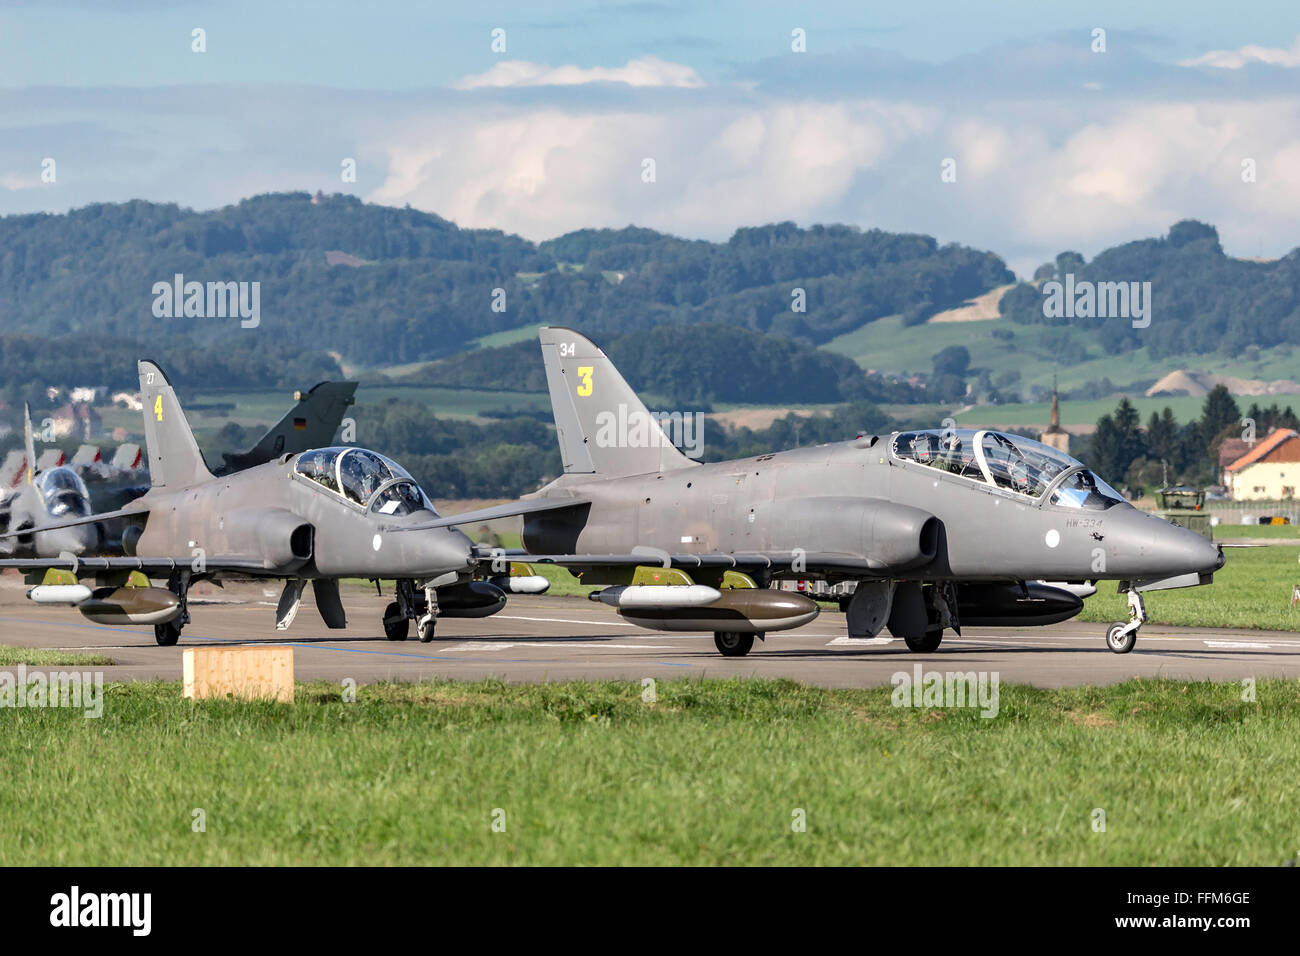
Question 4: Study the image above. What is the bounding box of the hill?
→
[0,193,1012,390]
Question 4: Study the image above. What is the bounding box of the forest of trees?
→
[0,193,1012,381]
[1000,220,1300,359]
[0,332,343,407]
[404,323,921,405]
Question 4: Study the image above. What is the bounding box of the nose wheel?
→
[1106,589,1145,654]
[388,579,441,642]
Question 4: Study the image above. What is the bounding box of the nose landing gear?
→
[385,578,441,642]
[1106,588,1145,654]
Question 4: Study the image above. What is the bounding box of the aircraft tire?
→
[154,620,183,647]
[1106,623,1136,654]
[417,617,436,643]
[903,627,943,653]
[714,631,754,656]
[383,602,409,641]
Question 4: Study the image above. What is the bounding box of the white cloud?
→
[0,174,40,190]
[9,41,1300,277]
[454,56,704,90]
[366,101,932,241]
[1179,35,1300,69]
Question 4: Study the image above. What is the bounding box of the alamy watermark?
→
[891,664,999,718]
[152,273,260,328]
[594,403,704,459]
[1041,273,1150,329]
[1,665,103,718]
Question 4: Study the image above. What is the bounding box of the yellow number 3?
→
[576,366,594,397]
[154,395,163,422]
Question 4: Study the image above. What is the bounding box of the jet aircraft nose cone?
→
[424,527,477,576]
[1149,517,1222,576]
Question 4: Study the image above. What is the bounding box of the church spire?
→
[1050,375,1060,429]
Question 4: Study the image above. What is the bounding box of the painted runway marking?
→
[496,614,636,627]
[827,636,894,646]
[1203,640,1298,650]
[440,641,674,652]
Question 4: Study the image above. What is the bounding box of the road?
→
[2,579,1298,688]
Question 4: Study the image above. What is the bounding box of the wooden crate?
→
[182,645,294,703]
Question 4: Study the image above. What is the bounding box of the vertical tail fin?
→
[137,360,214,488]
[538,327,696,477]
[22,403,36,483]
[221,380,357,473]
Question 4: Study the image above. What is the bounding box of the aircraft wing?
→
[0,555,270,574]
[383,497,590,532]
[0,505,145,540]
[473,547,876,573]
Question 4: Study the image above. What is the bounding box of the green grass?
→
[468,322,547,350]
[1079,545,1300,630]
[2,677,1297,865]
[823,312,1300,401]
[0,647,114,666]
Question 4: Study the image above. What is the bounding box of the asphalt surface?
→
[2,579,1299,688]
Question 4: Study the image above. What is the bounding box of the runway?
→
[3,579,1299,688]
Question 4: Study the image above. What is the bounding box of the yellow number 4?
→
[576,366,594,397]
[154,394,163,422]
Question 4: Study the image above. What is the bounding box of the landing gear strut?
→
[386,579,439,642]
[155,570,191,646]
[416,584,439,643]
[1106,588,1145,654]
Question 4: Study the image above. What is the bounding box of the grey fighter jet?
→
[0,361,525,645]
[479,327,1224,656]
[0,404,102,559]
[81,379,360,515]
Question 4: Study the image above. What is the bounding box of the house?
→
[1224,429,1300,500]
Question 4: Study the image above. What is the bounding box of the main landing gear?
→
[714,631,759,656]
[154,570,191,646]
[384,579,440,643]
[1106,588,1146,654]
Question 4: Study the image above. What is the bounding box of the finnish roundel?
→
[372,534,382,552]
[1045,529,1061,549]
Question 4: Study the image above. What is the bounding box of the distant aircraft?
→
[476,327,1224,656]
[0,404,101,559]
[0,362,534,645]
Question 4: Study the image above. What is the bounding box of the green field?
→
[1213,523,1300,539]
[2,677,1296,865]
[0,647,114,666]
[468,322,547,350]
[1079,545,1300,630]
[824,313,1300,402]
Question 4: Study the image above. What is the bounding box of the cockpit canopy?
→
[36,467,92,517]
[890,428,1125,510]
[294,447,436,516]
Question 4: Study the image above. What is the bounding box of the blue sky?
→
[4,1,1300,273]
